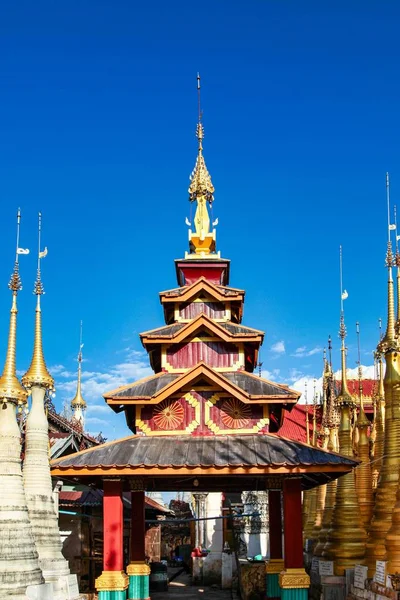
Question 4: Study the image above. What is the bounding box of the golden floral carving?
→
[279,569,310,589]
[266,559,285,574]
[95,570,129,591]
[127,562,151,576]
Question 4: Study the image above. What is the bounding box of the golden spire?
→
[0,210,28,405]
[323,247,367,573]
[22,213,54,391]
[380,173,397,351]
[188,74,215,205]
[186,74,217,256]
[394,205,400,330]
[71,321,86,411]
[336,246,354,407]
[364,173,400,576]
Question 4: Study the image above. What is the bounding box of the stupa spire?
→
[71,321,87,426]
[381,173,396,350]
[187,74,217,256]
[323,246,366,574]
[22,213,54,391]
[337,246,352,405]
[21,213,72,584]
[0,210,45,596]
[0,209,28,407]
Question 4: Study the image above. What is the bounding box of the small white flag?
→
[17,248,30,255]
[39,247,48,259]
[341,290,349,300]
[389,224,397,231]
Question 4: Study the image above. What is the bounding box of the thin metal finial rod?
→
[197,73,201,123]
[387,172,391,244]
[78,320,83,364]
[37,212,42,273]
[379,318,382,340]
[340,245,344,314]
[395,205,399,253]
[328,335,332,367]
[15,209,21,265]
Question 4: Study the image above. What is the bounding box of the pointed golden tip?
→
[21,295,54,391]
[188,125,215,203]
[71,364,86,409]
[0,292,28,404]
[71,335,86,410]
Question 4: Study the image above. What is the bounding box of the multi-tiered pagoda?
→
[51,87,357,600]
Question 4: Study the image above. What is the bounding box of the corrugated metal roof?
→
[52,433,356,470]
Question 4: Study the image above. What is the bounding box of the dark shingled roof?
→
[141,323,186,338]
[222,372,295,398]
[142,320,262,339]
[219,322,263,336]
[51,434,358,489]
[111,373,180,398]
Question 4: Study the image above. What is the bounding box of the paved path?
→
[151,572,235,599]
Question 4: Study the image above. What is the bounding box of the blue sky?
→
[0,1,399,440]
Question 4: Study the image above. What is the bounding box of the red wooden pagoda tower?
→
[105,121,300,438]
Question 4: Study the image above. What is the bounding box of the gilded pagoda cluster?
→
[302,177,400,581]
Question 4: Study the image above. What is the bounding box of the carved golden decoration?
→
[279,569,310,589]
[221,398,251,429]
[153,399,184,430]
[127,562,151,576]
[22,213,54,392]
[95,570,129,591]
[266,559,284,574]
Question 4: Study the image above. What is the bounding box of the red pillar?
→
[282,479,303,569]
[269,490,283,560]
[103,479,124,572]
[130,491,146,562]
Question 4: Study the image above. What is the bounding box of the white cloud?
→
[271,341,285,354]
[291,346,322,358]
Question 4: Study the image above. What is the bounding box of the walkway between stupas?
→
[151,572,237,600]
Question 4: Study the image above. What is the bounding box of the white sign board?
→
[375,561,387,586]
[319,561,334,576]
[67,574,80,599]
[354,565,368,589]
